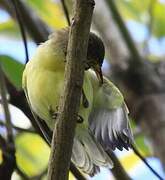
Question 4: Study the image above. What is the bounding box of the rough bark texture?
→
[0,1,87,179]
[47,1,95,180]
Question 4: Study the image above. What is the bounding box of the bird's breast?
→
[26,65,65,128]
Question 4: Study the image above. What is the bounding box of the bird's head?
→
[86,32,104,84]
[50,28,105,84]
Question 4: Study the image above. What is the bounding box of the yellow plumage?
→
[22,29,133,176]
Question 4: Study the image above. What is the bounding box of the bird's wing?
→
[22,70,52,145]
[88,71,133,151]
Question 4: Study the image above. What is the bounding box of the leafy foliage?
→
[117,0,165,38]
[26,0,67,28]
[0,0,164,179]
[0,55,24,89]
[16,133,49,176]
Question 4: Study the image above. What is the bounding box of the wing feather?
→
[89,73,133,151]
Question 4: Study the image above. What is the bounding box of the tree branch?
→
[0,120,35,134]
[0,64,16,180]
[61,0,71,26]
[105,0,142,65]
[0,65,14,144]
[1,1,87,179]
[107,151,131,180]
[47,0,95,179]
[2,10,86,180]
[143,0,156,55]
[0,0,50,43]
[11,0,29,63]
[15,166,29,180]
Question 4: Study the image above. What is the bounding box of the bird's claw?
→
[52,112,60,120]
[77,115,84,123]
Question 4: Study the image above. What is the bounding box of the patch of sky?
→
[115,149,165,180]
[126,20,148,43]
[160,0,165,4]
[0,9,10,22]
[126,20,165,56]
[148,37,165,56]
[0,36,37,64]
[129,157,165,180]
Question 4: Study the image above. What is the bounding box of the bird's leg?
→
[50,106,60,120]
[52,112,59,120]
[77,115,84,123]
[82,89,89,108]
[50,106,83,123]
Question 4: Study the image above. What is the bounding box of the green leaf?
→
[16,133,49,176]
[0,19,19,36]
[26,0,67,28]
[153,3,165,38]
[116,0,150,22]
[0,55,25,89]
[116,0,165,38]
[135,134,151,156]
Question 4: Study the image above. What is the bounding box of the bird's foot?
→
[77,115,84,123]
[49,106,83,123]
[49,106,60,120]
[52,112,60,120]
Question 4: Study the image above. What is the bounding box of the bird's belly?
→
[27,68,64,128]
[27,68,93,129]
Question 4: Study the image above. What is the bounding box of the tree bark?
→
[47,1,95,180]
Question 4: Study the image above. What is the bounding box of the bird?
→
[22,27,133,176]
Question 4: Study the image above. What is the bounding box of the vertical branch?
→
[105,0,142,65]
[1,1,86,178]
[47,0,95,179]
[1,0,50,43]
[11,0,29,64]
[0,64,16,179]
[0,64,14,145]
[143,0,156,55]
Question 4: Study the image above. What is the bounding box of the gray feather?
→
[89,103,133,151]
[71,128,113,176]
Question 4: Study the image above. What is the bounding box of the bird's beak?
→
[93,64,103,85]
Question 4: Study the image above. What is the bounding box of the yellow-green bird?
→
[22,28,133,176]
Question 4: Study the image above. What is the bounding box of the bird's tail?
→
[71,126,113,176]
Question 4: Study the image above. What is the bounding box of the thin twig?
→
[143,0,156,55]
[61,0,71,25]
[0,64,16,180]
[107,151,131,180]
[0,64,15,146]
[15,165,30,180]
[2,1,86,179]
[132,145,164,180]
[30,168,47,180]
[105,0,142,65]
[0,120,36,134]
[1,0,50,44]
[0,134,6,152]
[11,0,29,64]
